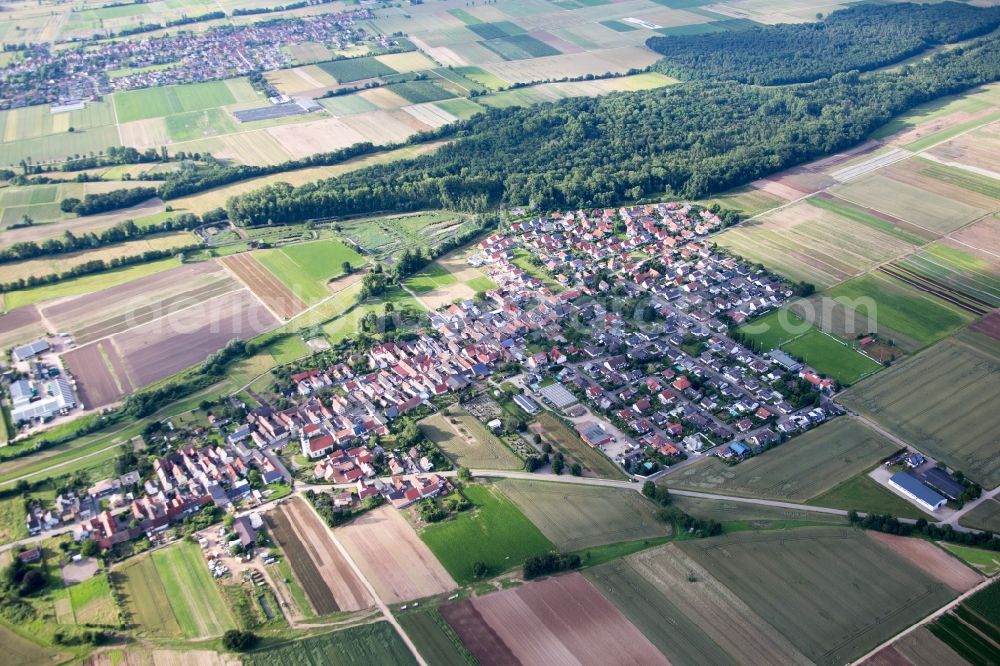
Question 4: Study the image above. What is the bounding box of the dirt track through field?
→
[336,505,456,604]
[222,253,306,319]
[441,573,668,666]
[866,532,983,593]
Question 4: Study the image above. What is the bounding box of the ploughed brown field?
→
[222,253,306,319]
[64,288,278,407]
[41,261,238,344]
[0,303,45,350]
[440,572,667,666]
[970,310,1000,341]
[336,505,457,604]
[866,532,982,593]
[265,498,372,615]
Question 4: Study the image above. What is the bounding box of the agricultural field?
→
[496,479,671,551]
[678,528,956,665]
[864,626,971,666]
[716,196,923,289]
[1,624,61,666]
[823,273,975,348]
[264,498,372,614]
[670,495,847,527]
[840,336,1000,488]
[398,609,474,666]
[940,543,1000,577]
[533,412,623,478]
[419,483,553,584]
[866,532,983,593]
[317,56,397,83]
[441,573,667,666]
[959,499,1000,532]
[150,541,235,639]
[893,241,1000,311]
[113,79,258,123]
[221,253,307,319]
[66,571,118,625]
[335,505,457,604]
[668,417,899,502]
[419,410,523,471]
[587,542,808,666]
[927,579,1000,666]
[255,239,364,303]
[336,210,474,259]
[241,623,417,666]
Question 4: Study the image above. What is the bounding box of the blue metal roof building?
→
[888,472,947,511]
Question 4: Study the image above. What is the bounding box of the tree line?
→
[61,186,158,216]
[221,37,1000,226]
[647,2,1000,85]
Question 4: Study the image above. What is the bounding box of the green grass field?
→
[497,479,671,551]
[114,79,250,123]
[826,273,974,348]
[466,275,497,292]
[534,412,623,479]
[807,471,932,520]
[453,66,508,90]
[959,499,1000,532]
[780,328,883,385]
[420,483,554,584]
[671,495,847,526]
[317,57,396,83]
[419,410,523,470]
[840,336,1000,488]
[808,195,930,246]
[403,263,458,294]
[669,418,899,502]
[242,623,417,666]
[940,543,1000,576]
[1,623,58,666]
[398,610,473,666]
[164,108,236,142]
[118,553,182,637]
[680,528,956,665]
[67,572,118,625]
[736,308,810,350]
[256,239,362,303]
[150,540,234,639]
[897,242,1000,308]
[919,161,1000,200]
[479,34,561,60]
[388,81,454,104]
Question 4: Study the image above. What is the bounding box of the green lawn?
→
[151,540,235,639]
[114,80,243,123]
[737,308,810,351]
[780,329,883,385]
[402,263,457,294]
[807,472,932,520]
[940,543,1000,576]
[256,239,362,304]
[466,275,497,292]
[419,483,554,584]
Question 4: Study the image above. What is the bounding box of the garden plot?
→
[419,410,523,471]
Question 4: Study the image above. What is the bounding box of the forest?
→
[647,2,1000,85]
[224,36,1000,227]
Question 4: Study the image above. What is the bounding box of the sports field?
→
[668,417,899,502]
[403,263,459,294]
[677,528,956,665]
[419,410,523,470]
[840,336,1000,488]
[533,412,623,478]
[496,479,670,551]
[780,328,882,385]
[241,623,417,666]
[419,483,553,584]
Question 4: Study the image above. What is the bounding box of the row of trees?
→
[223,37,1000,226]
[849,511,999,550]
[61,186,158,216]
[648,2,1000,85]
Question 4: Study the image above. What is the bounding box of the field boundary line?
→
[297,493,429,666]
[849,575,997,665]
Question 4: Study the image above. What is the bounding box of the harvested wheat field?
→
[866,532,982,593]
[441,572,667,666]
[266,498,372,614]
[222,253,306,319]
[336,505,456,604]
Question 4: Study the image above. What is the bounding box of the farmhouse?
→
[888,472,947,512]
[11,339,50,363]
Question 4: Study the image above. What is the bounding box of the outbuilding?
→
[888,472,947,512]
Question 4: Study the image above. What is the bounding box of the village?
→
[0,9,380,108]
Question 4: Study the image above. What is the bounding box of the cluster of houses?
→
[0,9,380,108]
[26,440,287,549]
[464,203,837,472]
[328,474,453,511]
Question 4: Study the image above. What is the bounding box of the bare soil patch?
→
[222,253,306,319]
[442,572,668,666]
[336,505,457,604]
[970,310,1000,341]
[0,304,45,350]
[63,340,131,408]
[866,532,982,593]
[61,557,99,584]
[113,288,279,387]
